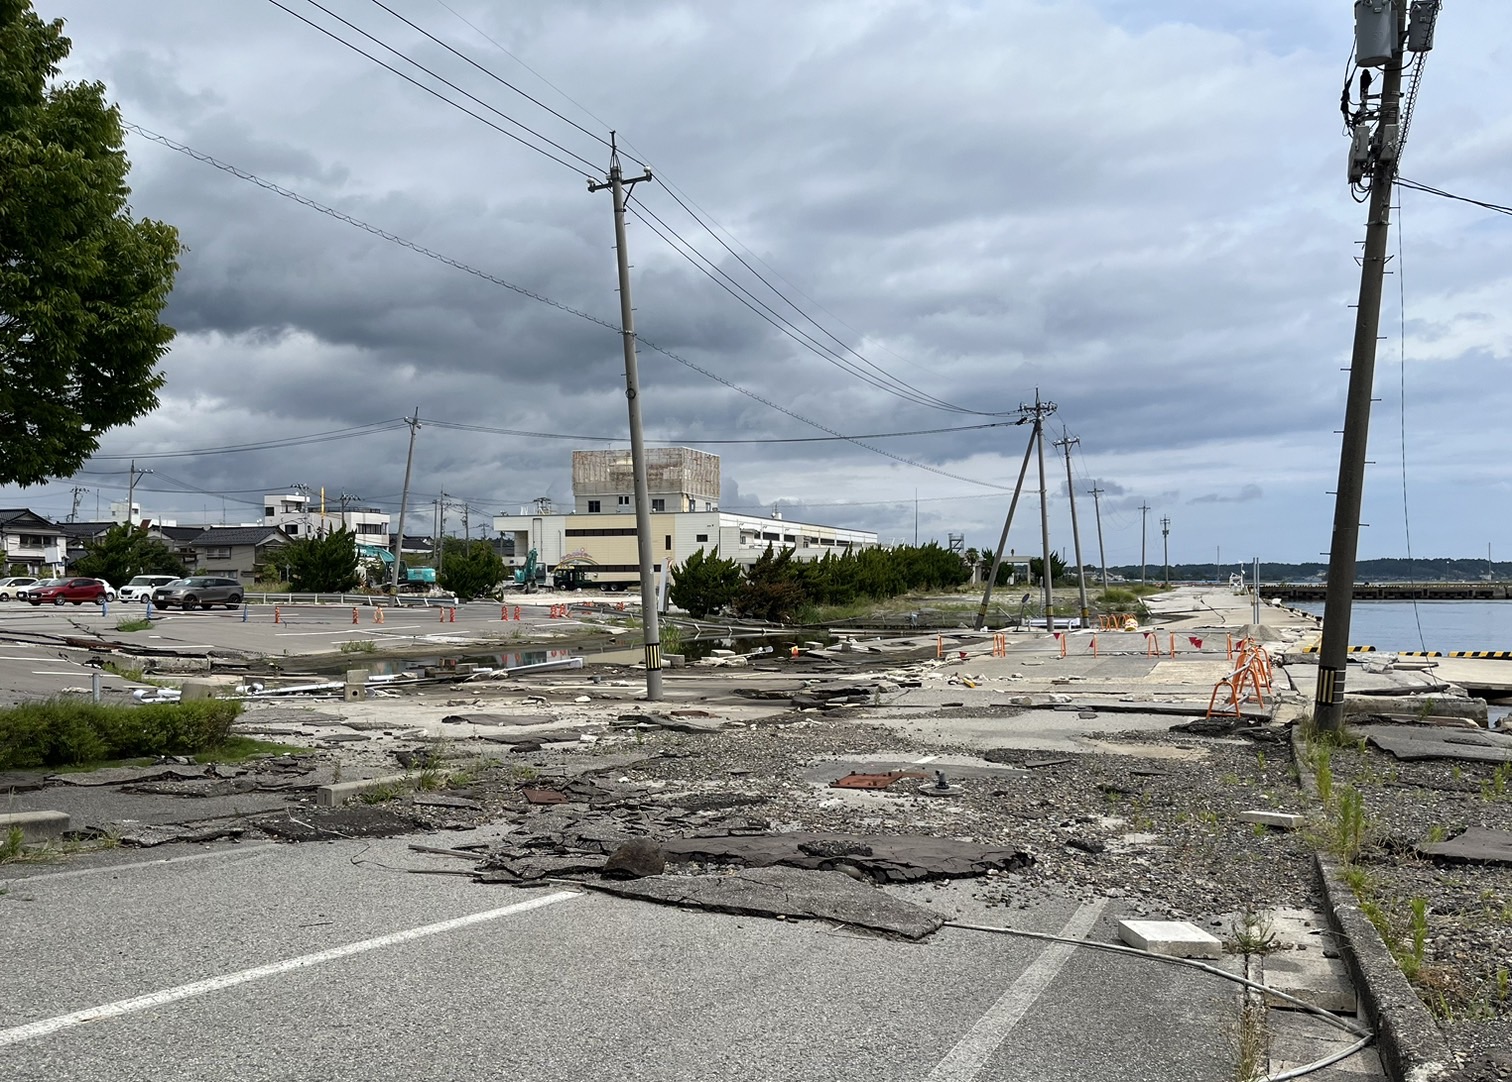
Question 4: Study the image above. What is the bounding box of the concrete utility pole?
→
[1316,0,1419,733]
[590,133,662,701]
[127,460,151,526]
[1054,428,1090,627]
[390,408,420,592]
[1089,485,1109,592]
[1033,391,1055,632]
[974,416,1045,630]
[1161,516,1171,586]
[1138,503,1151,589]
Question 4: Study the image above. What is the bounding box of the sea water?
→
[1291,600,1512,654]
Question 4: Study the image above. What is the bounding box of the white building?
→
[263,492,389,543]
[493,449,878,588]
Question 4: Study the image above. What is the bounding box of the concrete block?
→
[1238,809,1305,830]
[663,654,685,669]
[1117,919,1223,959]
[179,679,217,702]
[316,773,415,808]
[344,668,367,703]
[0,810,71,842]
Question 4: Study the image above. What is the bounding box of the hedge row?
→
[0,699,243,769]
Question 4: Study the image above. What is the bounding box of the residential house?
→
[188,526,291,582]
[0,509,66,574]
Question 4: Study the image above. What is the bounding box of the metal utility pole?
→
[1316,1,1433,731]
[1054,428,1089,627]
[590,133,663,700]
[68,486,85,523]
[1138,503,1151,589]
[1089,485,1108,592]
[127,460,151,526]
[437,491,450,574]
[390,409,420,592]
[1161,516,1171,586]
[974,418,1044,630]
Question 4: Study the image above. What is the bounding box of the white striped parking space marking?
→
[4,845,281,885]
[0,890,582,1047]
[913,754,940,764]
[925,899,1108,1081]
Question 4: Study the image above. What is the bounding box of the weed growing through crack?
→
[1334,785,1367,862]
[1480,763,1510,801]
[1406,897,1430,979]
[339,639,377,655]
[1255,750,1267,771]
[1230,910,1278,956]
[1314,744,1334,805]
[416,769,444,792]
[114,617,152,633]
[1229,1000,1270,1082]
[0,826,23,864]
[1426,824,1448,845]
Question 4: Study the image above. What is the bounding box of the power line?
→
[1397,177,1512,216]
[124,125,1014,493]
[627,198,984,415]
[365,0,617,157]
[419,416,1013,444]
[264,0,596,176]
[87,419,408,460]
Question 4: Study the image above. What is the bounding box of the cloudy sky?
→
[8,0,1510,567]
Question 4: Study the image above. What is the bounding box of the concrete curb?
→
[1290,725,1451,1081]
[0,810,70,843]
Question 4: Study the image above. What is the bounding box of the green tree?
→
[669,546,742,618]
[0,2,181,485]
[732,545,806,623]
[284,527,360,593]
[72,523,185,585]
[437,537,503,600]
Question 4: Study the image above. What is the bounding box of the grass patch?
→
[0,698,242,770]
[356,782,405,804]
[201,736,310,763]
[0,826,120,866]
[339,639,377,654]
[114,617,153,633]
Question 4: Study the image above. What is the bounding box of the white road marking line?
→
[5,845,280,884]
[913,754,940,764]
[0,890,581,1047]
[926,900,1108,1080]
[30,670,86,676]
[273,625,424,636]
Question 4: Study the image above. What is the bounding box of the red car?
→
[28,577,110,606]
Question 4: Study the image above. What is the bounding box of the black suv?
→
[150,577,245,610]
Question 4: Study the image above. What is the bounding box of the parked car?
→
[0,576,39,600]
[14,577,64,601]
[150,576,245,610]
[119,574,180,602]
[28,577,111,605]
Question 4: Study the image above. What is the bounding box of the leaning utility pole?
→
[974,415,1044,630]
[1089,485,1108,592]
[1138,503,1151,589]
[1316,0,1434,732]
[590,134,662,701]
[1054,428,1090,627]
[1161,516,1171,586]
[390,409,420,592]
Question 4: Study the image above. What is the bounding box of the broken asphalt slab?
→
[659,831,1033,883]
[580,865,944,939]
[1358,722,1512,764]
[253,806,422,841]
[1416,827,1512,864]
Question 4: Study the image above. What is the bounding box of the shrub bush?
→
[0,699,242,769]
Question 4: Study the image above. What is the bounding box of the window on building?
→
[665,535,672,551]
[761,531,779,541]
[651,499,665,512]
[618,495,630,506]
[587,500,601,513]
[695,533,709,543]
[687,497,696,512]
[18,534,48,548]
[264,506,275,517]
[357,522,385,535]
[205,546,232,560]
[783,534,795,543]
[282,524,299,535]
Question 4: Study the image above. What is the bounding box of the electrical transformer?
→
[1354,0,1396,68]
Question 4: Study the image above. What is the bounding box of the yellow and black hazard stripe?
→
[1300,645,1376,653]
[1447,650,1512,659]
[1397,651,1442,657]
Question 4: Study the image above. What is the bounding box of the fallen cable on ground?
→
[944,920,1374,1082]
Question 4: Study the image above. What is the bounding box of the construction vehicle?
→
[359,543,436,592]
[505,548,542,592]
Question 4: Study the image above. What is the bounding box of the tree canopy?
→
[669,546,741,619]
[437,537,504,600]
[0,1,180,485]
[284,527,361,593]
[71,523,185,585]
